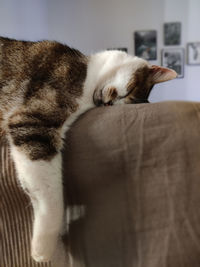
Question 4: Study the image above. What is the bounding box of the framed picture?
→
[107,47,128,53]
[164,22,181,45]
[187,42,200,65]
[134,30,157,60]
[162,48,184,78]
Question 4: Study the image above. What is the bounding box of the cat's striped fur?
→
[0,37,87,160]
[0,36,177,263]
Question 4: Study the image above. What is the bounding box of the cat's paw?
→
[31,234,57,262]
[32,253,50,263]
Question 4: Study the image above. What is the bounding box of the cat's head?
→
[92,50,177,106]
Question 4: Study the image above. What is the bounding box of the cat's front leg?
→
[8,111,65,262]
[11,145,64,262]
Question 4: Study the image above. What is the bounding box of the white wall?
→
[186,0,200,100]
[0,0,199,103]
[47,0,165,56]
[46,0,200,103]
[150,0,189,102]
[0,0,48,41]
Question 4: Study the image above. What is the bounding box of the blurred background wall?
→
[0,0,48,40]
[0,0,199,102]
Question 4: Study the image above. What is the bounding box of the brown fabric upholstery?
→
[1,101,200,267]
[0,139,50,267]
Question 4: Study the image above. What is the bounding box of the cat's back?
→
[0,36,86,71]
[0,37,88,119]
[0,37,87,95]
[0,37,74,72]
[0,37,32,68]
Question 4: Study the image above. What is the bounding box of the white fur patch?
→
[62,50,150,133]
[85,50,150,104]
[11,144,64,262]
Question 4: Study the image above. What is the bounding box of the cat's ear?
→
[149,65,177,84]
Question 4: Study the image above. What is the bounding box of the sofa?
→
[1,101,200,267]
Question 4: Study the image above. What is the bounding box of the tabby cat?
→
[0,37,177,262]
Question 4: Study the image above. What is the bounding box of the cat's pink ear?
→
[149,65,177,84]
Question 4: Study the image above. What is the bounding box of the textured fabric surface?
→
[1,101,200,267]
[64,102,200,267]
[0,138,51,267]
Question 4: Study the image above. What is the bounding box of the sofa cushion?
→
[64,101,200,267]
[1,101,200,267]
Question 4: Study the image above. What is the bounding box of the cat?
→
[0,36,177,262]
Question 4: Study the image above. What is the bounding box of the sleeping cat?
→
[0,36,177,262]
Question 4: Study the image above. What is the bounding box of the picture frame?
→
[107,47,128,53]
[134,30,157,60]
[162,48,184,78]
[187,42,200,65]
[164,22,181,46]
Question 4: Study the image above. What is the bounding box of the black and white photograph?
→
[187,42,200,65]
[107,47,128,53]
[164,22,181,45]
[162,48,184,78]
[134,30,157,60]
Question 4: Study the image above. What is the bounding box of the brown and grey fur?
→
[0,37,176,160]
[0,36,177,263]
[0,37,87,160]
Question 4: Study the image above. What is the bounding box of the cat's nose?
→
[95,99,104,106]
[104,100,113,106]
[93,95,103,106]
[93,88,104,106]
